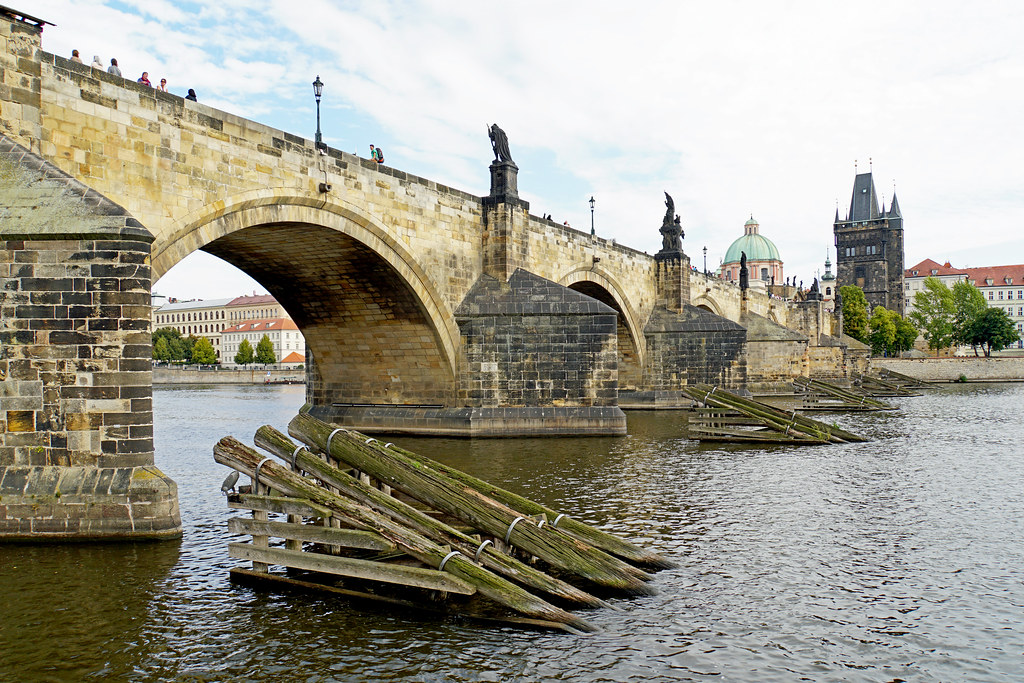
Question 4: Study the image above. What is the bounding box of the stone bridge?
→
[0,14,864,539]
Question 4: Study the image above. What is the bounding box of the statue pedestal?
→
[486,160,520,204]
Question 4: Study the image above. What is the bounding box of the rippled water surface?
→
[3,382,1024,681]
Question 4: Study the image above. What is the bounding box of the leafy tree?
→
[192,337,218,365]
[840,285,869,342]
[866,307,917,356]
[153,327,187,362]
[909,277,955,352]
[868,306,897,356]
[969,308,1020,357]
[951,280,989,354]
[234,338,255,366]
[255,334,277,365]
[894,316,918,354]
[153,336,171,362]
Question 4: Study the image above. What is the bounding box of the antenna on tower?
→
[869,157,873,172]
[854,159,858,173]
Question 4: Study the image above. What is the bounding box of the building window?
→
[999,291,1004,300]
[989,292,994,300]
[1019,307,1023,317]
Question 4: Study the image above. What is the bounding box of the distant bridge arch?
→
[560,266,646,389]
[691,294,724,318]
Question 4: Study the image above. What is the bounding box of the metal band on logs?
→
[253,457,273,490]
[326,428,345,454]
[438,550,461,572]
[552,513,566,528]
[291,445,304,470]
[474,539,492,562]
[383,443,394,449]
[504,516,526,543]
[537,520,546,529]
[365,438,377,445]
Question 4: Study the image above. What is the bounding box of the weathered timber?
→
[793,377,894,410]
[874,368,932,390]
[288,413,656,593]
[227,493,332,519]
[228,543,475,594]
[229,567,579,633]
[227,517,398,552]
[287,413,672,570]
[855,373,922,397]
[214,436,596,632]
[684,384,868,444]
[253,425,608,608]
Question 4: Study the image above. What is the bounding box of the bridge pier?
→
[0,138,180,540]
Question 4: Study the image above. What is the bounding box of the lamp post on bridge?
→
[703,245,707,275]
[312,75,325,152]
[589,196,595,236]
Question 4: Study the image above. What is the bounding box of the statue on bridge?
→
[739,251,749,291]
[658,192,684,254]
[488,123,514,164]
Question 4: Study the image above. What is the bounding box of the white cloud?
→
[32,0,1024,301]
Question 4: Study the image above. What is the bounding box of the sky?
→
[31,0,1024,301]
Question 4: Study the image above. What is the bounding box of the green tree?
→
[894,316,918,354]
[234,338,255,366]
[153,327,187,362]
[909,277,955,352]
[951,280,989,355]
[192,337,218,365]
[153,336,171,362]
[255,334,277,365]
[969,308,1020,357]
[840,285,869,342]
[868,306,898,356]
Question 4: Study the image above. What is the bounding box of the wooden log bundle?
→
[214,436,598,633]
[684,383,868,444]
[214,414,672,632]
[855,372,924,397]
[793,377,895,411]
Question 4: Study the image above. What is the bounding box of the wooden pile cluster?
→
[684,383,868,444]
[214,413,674,633]
[856,371,928,396]
[793,377,896,412]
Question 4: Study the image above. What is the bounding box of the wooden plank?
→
[228,543,476,595]
[228,567,574,633]
[228,493,331,519]
[228,517,397,551]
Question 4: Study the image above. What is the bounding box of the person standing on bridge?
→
[158,78,168,92]
[137,72,152,87]
[90,55,103,69]
[107,58,121,77]
[70,49,82,63]
[186,89,197,101]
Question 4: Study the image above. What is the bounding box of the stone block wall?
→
[641,305,747,392]
[0,15,41,144]
[0,135,179,539]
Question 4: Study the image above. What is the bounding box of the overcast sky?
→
[33,0,1024,301]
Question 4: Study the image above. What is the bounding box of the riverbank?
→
[153,367,305,385]
[873,356,1024,382]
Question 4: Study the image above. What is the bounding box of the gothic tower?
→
[833,170,905,315]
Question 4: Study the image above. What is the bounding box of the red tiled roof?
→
[905,259,1024,287]
[962,264,1024,288]
[905,259,966,278]
[221,317,299,334]
[281,351,305,363]
[227,294,278,307]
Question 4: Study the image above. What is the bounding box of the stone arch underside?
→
[691,296,723,318]
[204,224,455,406]
[561,274,644,392]
[156,199,459,408]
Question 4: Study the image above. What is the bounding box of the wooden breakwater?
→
[214,414,673,633]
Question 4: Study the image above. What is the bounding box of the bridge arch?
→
[691,294,724,318]
[152,193,460,405]
[559,266,645,391]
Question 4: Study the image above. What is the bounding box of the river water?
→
[2,382,1023,682]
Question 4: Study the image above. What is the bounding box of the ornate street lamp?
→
[703,245,708,275]
[312,75,325,151]
[589,196,595,236]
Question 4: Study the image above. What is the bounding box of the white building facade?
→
[220,318,306,367]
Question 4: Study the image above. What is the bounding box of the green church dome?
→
[722,217,781,264]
